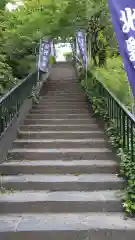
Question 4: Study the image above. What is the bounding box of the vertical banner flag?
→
[76,31,87,66]
[108,0,135,97]
[38,39,52,72]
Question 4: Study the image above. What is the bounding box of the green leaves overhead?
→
[0,0,117,95]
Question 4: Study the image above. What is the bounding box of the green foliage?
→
[49,55,56,65]
[63,51,72,61]
[91,57,133,109]
[0,0,120,97]
[0,0,66,95]
[0,56,16,96]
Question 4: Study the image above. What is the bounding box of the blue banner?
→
[108,0,135,97]
[38,39,51,72]
[76,31,87,67]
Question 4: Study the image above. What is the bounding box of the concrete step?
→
[43,86,82,89]
[45,94,85,96]
[0,213,134,240]
[45,93,84,96]
[0,190,122,213]
[45,91,84,94]
[32,105,88,110]
[8,148,113,160]
[39,99,87,102]
[46,88,83,90]
[18,130,105,139]
[36,103,88,107]
[30,109,89,114]
[27,113,91,119]
[39,100,87,104]
[13,138,109,149]
[0,160,118,175]
[24,119,96,125]
[20,124,100,131]
[1,174,124,191]
[40,99,87,102]
[41,93,85,96]
[44,93,85,96]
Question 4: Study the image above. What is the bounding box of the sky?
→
[6,1,23,10]
[55,43,72,61]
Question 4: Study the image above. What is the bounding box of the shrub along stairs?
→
[0,63,135,240]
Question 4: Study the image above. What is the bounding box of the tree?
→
[0,0,119,95]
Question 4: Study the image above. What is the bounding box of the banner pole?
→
[37,38,42,83]
[76,34,78,67]
[85,33,88,88]
[129,84,135,115]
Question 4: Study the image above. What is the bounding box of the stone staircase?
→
[0,63,135,240]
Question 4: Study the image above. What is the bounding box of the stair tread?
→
[1,174,123,183]
[18,130,104,133]
[25,118,92,120]
[20,124,97,126]
[1,159,117,166]
[14,139,106,143]
[0,213,135,232]
[0,190,122,202]
[9,148,111,153]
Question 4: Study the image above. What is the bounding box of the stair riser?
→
[32,106,88,110]
[18,132,105,139]
[44,87,83,89]
[30,110,89,114]
[27,114,91,119]
[41,93,85,96]
[2,182,124,191]
[0,201,122,214]
[41,91,84,93]
[0,165,118,175]
[13,141,108,149]
[43,93,85,95]
[8,152,113,161]
[39,100,87,104]
[39,94,85,97]
[39,99,87,102]
[43,87,83,89]
[45,90,83,92]
[20,125,100,131]
[36,102,87,105]
[1,230,134,240]
[24,119,96,125]
[43,94,85,97]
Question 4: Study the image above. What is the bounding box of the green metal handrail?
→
[89,72,135,161]
[75,56,135,161]
[0,71,38,137]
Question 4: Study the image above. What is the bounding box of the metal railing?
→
[75,55,135,161]
[0,71,38,137]
[89,72,135,161]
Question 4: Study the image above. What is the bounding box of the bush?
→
[49,56,56,65]
[91,57,133,108]
[63,52,73,61]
